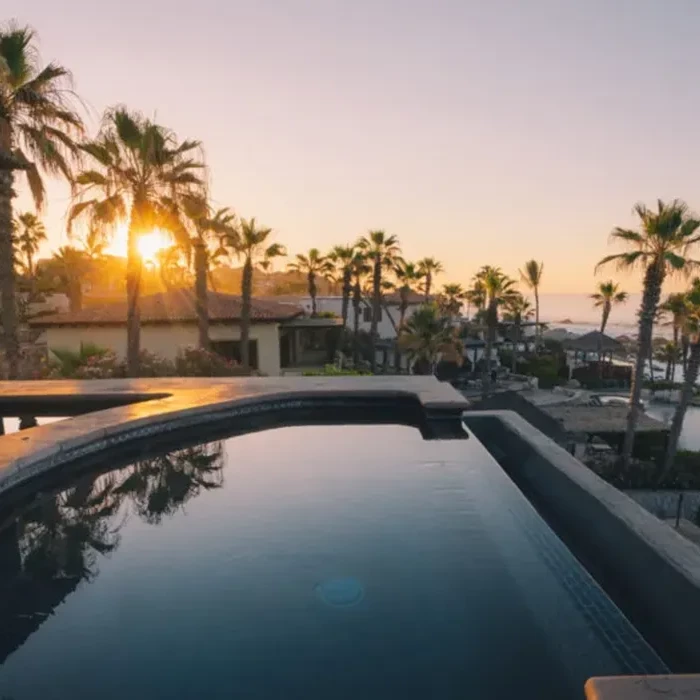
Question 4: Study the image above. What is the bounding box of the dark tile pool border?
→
[464,410,700,671]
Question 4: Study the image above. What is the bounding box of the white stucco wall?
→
[297,296,420,339]
[44,322,282,376]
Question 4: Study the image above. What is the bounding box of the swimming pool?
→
[0,422,665,699]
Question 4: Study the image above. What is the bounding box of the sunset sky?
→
[15,0,700,293]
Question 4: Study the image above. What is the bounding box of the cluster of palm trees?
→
[285,232,467,371]
[0,24,281,376]
[596,199,700,474]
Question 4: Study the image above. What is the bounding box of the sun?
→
[105,225,173,265]
[137,230,173,265]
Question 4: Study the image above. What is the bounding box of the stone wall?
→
[463,410,700,671]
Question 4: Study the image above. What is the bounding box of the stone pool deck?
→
[0,377,468,496]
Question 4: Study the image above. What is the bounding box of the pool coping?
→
[0,377,468,497]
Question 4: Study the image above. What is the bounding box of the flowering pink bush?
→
[174,347,250,377]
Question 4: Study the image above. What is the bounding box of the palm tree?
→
[591,280,628,334]
[287,248,332,315]
[417,258,443,300]
[465,281,486,321]
[438,283,467,319]
[350,251,370,363]
[13,212,46,278]
[655,342,679,382]
[0,25,84,377]
[590,280,628,376]
[80,226,108,260]
[399,303,462,374]
[182,195,236,349]
[519,260,544,350]
[68,107,205,376]
[358,230,401,372]
[503,293,533,373]
[329,245,356,330]
[662,280,700,477]
[41,246,91,311]
[475,266,517,397]
[597,199,700,467]
[393,260,424,330]
[661,292,689,381]
[229,218,284,370]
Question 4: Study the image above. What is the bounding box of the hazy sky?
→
[14,0,700,292]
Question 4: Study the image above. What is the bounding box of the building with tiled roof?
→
[31,290,340,375]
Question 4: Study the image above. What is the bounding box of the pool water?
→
[0,424,665,699]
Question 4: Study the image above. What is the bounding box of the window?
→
[211,340,259,370]
[363,306,382,323]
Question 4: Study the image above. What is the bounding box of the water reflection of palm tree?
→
[115,443,224,524]
[0,441,224,663]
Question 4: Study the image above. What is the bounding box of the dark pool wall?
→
[464,411,700,671]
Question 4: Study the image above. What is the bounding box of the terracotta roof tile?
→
[30,290,303,326]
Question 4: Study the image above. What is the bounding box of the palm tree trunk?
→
[0,168,20,379]
[352,280,361,364]
[672,327,679,382]
[424,273,432,301]
[662,342,700,478]
[534,287,540,353]
[622,262,664,468]
[194,240,209,350]
[682,335,689,374]
[240,257,253,370]
[341,269,351,330]
[309,271,317,316]
[482,302,497,399]
[598,306,610,380]
[126,215,142,377]
[512,320,520,374]
[370,260,381,373]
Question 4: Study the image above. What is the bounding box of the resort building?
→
[265,292,428,339]
[30,290,341,376]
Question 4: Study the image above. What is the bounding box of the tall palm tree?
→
[350,251,370,363]
[438,283,467,319]
[465,281,486,321]
[662,280,700,477]
[503,293,533,373]
[0,25,84,377]
[287,248,332,315]
[519,260,544,350]
[182,194,236,349]
[597,199,700,467]
[591,280,628,376]
[13,212,46,278]
[399,303,462,375]
[329,245,355,330]
[591,280,628,334]
[393,260,424,329]
[229,218,284,370]
[661,292,689,381]
[417,258,443,300]
[358,230,401,372]
[68,107,204,376]
[475,266,517,397]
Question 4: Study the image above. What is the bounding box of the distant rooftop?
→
[563,331,623,353]
[30,290,303,327]
[544,404,667,435]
